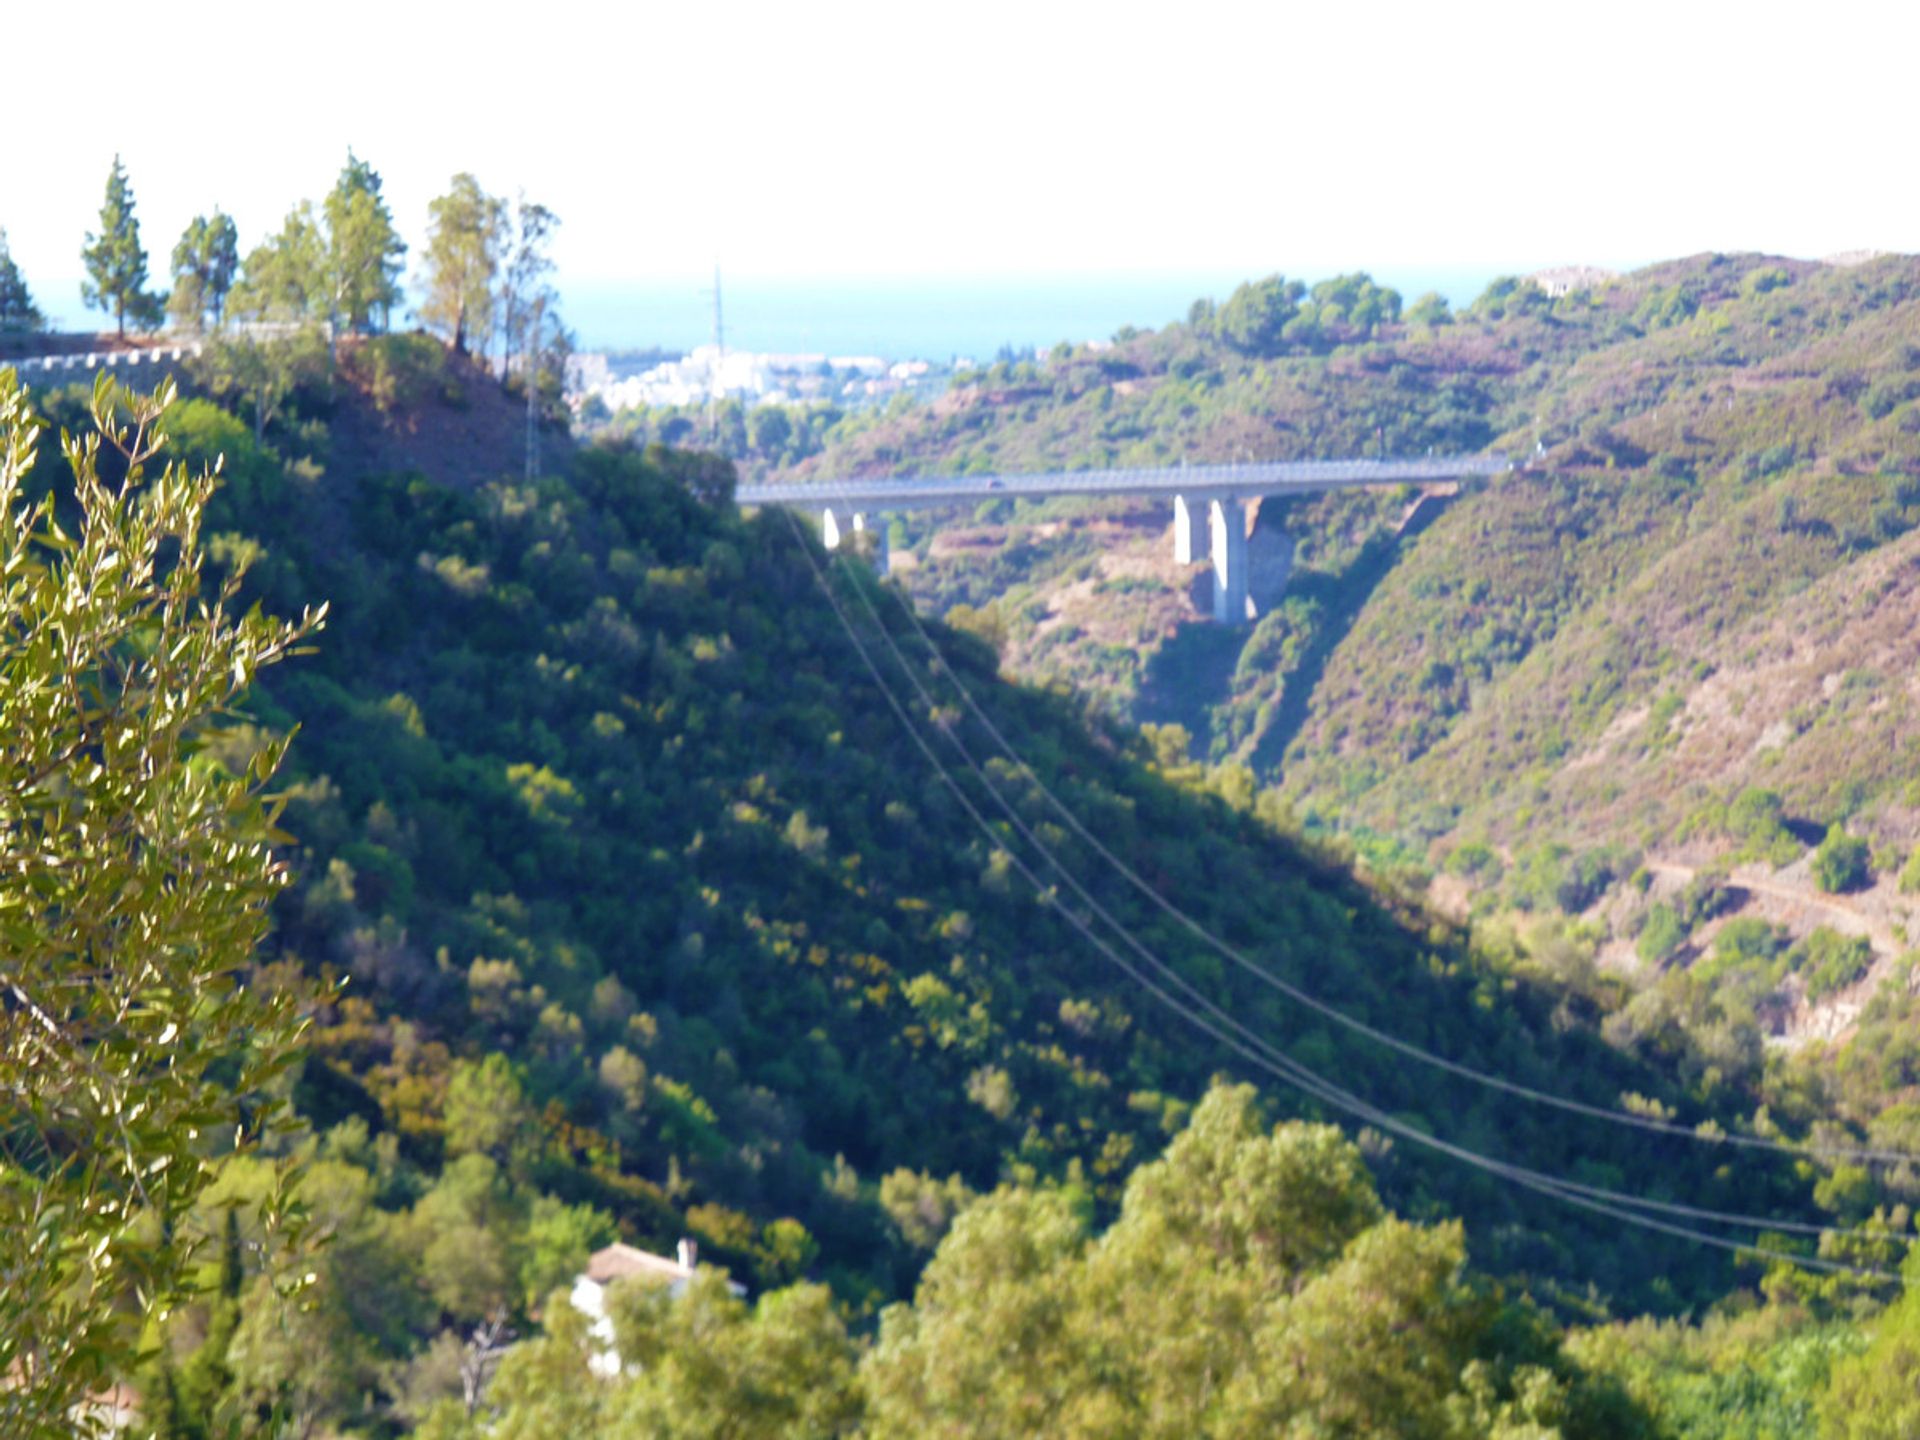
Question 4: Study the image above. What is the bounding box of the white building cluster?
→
[569,346,943,415]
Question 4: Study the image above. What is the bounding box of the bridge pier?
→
[1210,497,1248,624]
[1173,494,1197,565]
[821,508,889,574]
[739,455,1510,618]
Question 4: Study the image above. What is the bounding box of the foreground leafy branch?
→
[0,369,325,1437]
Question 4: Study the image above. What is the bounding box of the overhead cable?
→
[777,513,1898,1281]
[867,566,1918,1170]
[838,556,1906,1257]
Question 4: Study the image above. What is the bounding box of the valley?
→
[735,256,1920,1071]
[10,225,1920,1437]
[9,4,1920,1429]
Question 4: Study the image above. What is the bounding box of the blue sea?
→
[559,268,1509,362]
[24,267,1520,362]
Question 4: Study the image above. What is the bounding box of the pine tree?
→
[324,150,407,334]
[230,205,326,326]
[0,228,44,332]
[167,211,239,332]
[80,155,161,335]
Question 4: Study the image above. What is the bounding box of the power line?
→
[704,262,724,447]
[864,569,1920,1171]
[834,554,1907,1258]
[776,511,1899,1282]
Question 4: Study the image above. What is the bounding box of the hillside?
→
[192,381,1786,1306]
[20,346,1909,1431]
[764,253,1920,1076]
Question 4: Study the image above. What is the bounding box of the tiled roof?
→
[584,1242,693,1286]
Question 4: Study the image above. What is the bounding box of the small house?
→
[569,1238,746,1376]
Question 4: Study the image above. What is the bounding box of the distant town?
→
[566,344,970,418]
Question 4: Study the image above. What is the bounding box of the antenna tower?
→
[707,262,725,444]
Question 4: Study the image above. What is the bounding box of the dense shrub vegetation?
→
[757,253,1920,1172]
[18,246,1920,1435]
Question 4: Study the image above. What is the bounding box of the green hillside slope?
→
[766,254,1920,1093]
[200,402,1780,1309]
[15,344,1918,1435]
[23,358,1876,1282]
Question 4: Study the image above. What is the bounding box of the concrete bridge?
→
[739,454,1509,623]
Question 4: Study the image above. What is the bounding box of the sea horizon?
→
[556,268,1524,361]
[20,262,1619,363]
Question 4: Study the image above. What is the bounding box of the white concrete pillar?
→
[1210,497,1248,624]
[822,508,842,550]
[1173,494,1195,564]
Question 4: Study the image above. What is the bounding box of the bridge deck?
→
[737,455,1508,511]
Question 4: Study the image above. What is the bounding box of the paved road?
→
[737,454,1509,512]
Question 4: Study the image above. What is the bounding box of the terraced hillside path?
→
[1639,857,1913,1044]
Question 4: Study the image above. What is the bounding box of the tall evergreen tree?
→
[0,228,44,332]
[420,173,505,355]
[167,211,239,332]
[80,155,161,335]
[324,150,407,334]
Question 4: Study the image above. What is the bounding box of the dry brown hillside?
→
[327,336,573,491]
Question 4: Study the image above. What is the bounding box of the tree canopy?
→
[497,195,559,372]
[80,155,161,335]
[0,228,44,333]
[324,150,407,334]
[167,210,240,332]
[231,203,328,325]
[421,174,506,354]
[447,1084,1647,1439]
[0,371,324,1436]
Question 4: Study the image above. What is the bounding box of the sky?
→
[4,0,1916,350]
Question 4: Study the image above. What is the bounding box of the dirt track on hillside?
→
[1641,858,1902,953]
[1639,857,1913,1045]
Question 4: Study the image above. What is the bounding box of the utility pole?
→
[706,261,724,445]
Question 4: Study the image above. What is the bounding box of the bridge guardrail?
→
[738,454,1510,509]
[0,342,205,378]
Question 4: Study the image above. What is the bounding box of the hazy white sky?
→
[3,0,1913,313]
